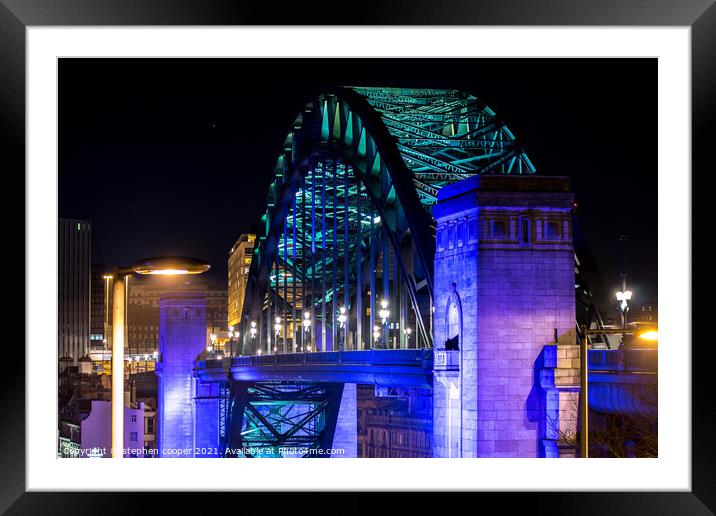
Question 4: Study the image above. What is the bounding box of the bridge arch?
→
[239,87,535,355]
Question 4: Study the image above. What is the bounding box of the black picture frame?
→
[2,1,711,513]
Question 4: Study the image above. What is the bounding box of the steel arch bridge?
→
[238,86,536,357]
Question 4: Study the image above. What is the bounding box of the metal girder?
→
[239,87,536,356]
[224,382,344,458]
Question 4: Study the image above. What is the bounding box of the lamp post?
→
[302,311,311,351]
[616,289,633,329]
[249,321,257,354]
[337,306,347,351]
[110,256,209,459]
[373,325,381,346]
[274,316,282,352]
[226,326,234,356]
[378,299,390,349]
[404,327,412,348]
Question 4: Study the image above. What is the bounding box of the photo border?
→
[2,0,712,512]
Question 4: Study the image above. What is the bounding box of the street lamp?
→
[109,256,209,459]
[404,327,412,347]
[274,316,283,352]
[378,299,390,348]
[302,311,311,352]
[616,289,632,328]
[338,306,347,351]
[338,306,347,329]
[373,325,381,344]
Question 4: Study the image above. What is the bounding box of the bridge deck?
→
[196,349,434,388]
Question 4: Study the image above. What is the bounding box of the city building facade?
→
[58,218,91,364]
[125,276,227,366]
[58,396,149,458]
[357,385,432,458]
[89,264,112,365]
[227,234,256,328]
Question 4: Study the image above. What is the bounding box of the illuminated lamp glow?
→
[638,330,658,341]
[145,269,189,275]
[131,256,211,275]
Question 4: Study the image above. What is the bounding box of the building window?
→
[445,285,462,350]
[131,415,137,423]
[544,220,561,240]
[130,432,138,442]
[491,220,508,240]
[520,217,531,245]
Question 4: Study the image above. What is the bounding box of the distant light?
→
[616,290,633,301]
[373,325,381,341]
[379,299,390,324]
[274,316,282,335]
[103,275,113,280]
[638,330,658,341]
[616,290,633,311]
[374,216,381,224]
[206,346,213,352]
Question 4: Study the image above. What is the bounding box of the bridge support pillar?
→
[331,383,357,458]
[193,381,221,457]
[433,176,577,458]
[156,293,207,458]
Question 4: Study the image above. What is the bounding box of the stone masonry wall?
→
[433,176,577,458]
[157,293,207,457]
[332,382,358,458]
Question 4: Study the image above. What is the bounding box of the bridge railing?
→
[588,348,657,373]
[229,349,433,368]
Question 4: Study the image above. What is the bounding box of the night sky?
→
[59,58,657,306]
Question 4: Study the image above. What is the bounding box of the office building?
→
[227,234,256,328]
[58,218,91,364]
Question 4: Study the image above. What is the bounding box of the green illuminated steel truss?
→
[239,87,535,355]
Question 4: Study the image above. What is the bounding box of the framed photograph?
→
[3,0,711,512]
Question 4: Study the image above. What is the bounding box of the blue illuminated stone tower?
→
[156,292,207,457]
[433,176,579,458]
